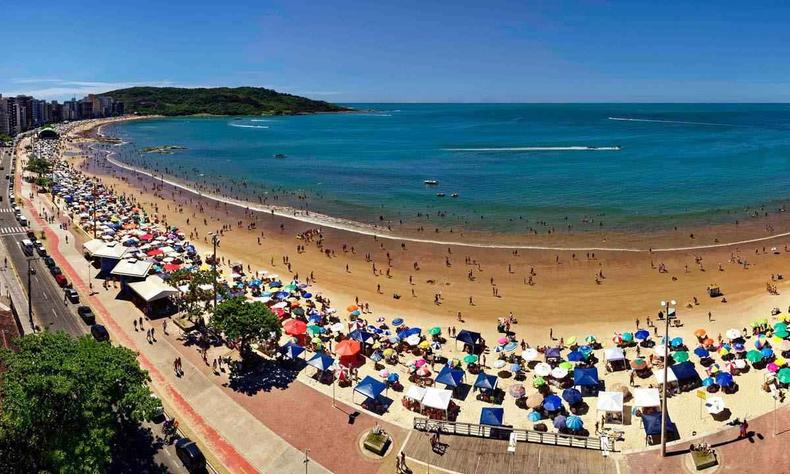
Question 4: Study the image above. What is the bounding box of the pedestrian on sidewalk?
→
[138,317,143,329]
[151,327,156,342]
[739,418,749,438]
[174,358,179,376]
[162,319,168,335]
[134,319,138,331]
[212,358,218,375]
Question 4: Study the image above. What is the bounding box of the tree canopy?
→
[24,156,53,175]
[0,331,160,472]
[210,297,281,359]
[103,86,351,116]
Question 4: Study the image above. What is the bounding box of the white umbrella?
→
[405,334,421,346]
[654,344,668,357]
[534,362,552,377]
[704,396,725,414]
[329,322,345,333]
[493,360,506,369]
[522,348,539,361]
[734,359,747,369]
[551,367,569,379]
[725,329,742,339]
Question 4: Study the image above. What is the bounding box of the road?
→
[0,141,189,474]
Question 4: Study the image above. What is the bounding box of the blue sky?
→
[3,0,790,102]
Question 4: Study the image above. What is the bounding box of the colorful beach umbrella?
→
[508,384,526,398]
[622,332,634,342]
[672,351,689,363]
[635,329,650,341]
[630,358,647,370]
[553,415,567,430]
[566,336,577,346]
[392,318,404,327]
[778,368,790,384]
[542,394,563,412]
[715,372,733,388]
[693,347,710,358]
[562,388,582,405]
[528,411,543,422]
[567,351,585,362]
[585,335,597,344]
[565,415,584,431]
[702,377,715,387]
[428,327,442,336]
[694,328,707,338]
[762,347,774,359]
[746,350,763,363]
[283,319,307,336]
[725,329,742,340]
[532,376,546,388]
[559,361,574,370]
[463,354,479,364]
[670,337,683,348]
[521,348,539,361]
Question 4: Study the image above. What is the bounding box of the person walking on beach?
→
[739,418,749,438]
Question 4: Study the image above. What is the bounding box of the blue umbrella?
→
[528,411,543,422]
[308,314,322,323]
[734,342,745,352]
[715,372,734,387]
[694,347,710,358]
[562,388,582,405]
[387,373,400,383]
[350,310,361,317]
[543,394,563,412]
[392,318,404,327]
[762,347,775,358]
[635,329,650,341]
[553,415,567,429]
[567,351,584,362]
[579,345,593,356]
[511,363,522,373]
[565,415,584,431]
[275,291,289,299]
[671,337,684,348]
[302,292,312,298]
[702,377,715,387]
[269,281,283,288]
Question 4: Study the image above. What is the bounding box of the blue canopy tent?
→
[480,407,504,426]
[474,373,498,391]
[545,347,562,362]
[278,341,305,360]
[456,330,483,353]
[353,376,387,404]
[573,367,600,396]
[642,412,678,445]
[436,366,466,388]
[306,353,335,372]
[670,361,701,390]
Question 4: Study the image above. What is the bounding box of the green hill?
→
[102,86,351,116]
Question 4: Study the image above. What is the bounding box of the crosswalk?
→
[0,208,14,213]
[0,226,25,235]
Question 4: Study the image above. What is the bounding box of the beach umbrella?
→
[579,345,594,357]
[521,348,539,361]
[775,322,788,332]
[497,336,509,345]
[670,337,683,348]
[379,369,390,378]
[534,363,551,377]
[622,332,634,343]
[463,354,479,364]
[562,388,582,405]
[418,340,431,349]
[725,329,742,340]
[705,396,726,415]
[775,330,789,339]
[746,349,763,363]
[335,339,361,357]
[551,367,568,379]
[414,358,427,367]
[559,361,574,370]
[694,328,707,338]
[503,341,519,352]
[567,351,585,362]
[416,366,431,377]
[383,348,395,357]
[528,411,542,422]
[428,327,442,336]
[511,363,523,373]
[346,304,359,312]
[565,415,584,431]
[585,335,597,344]
[630,358,647,370]
[778,368,790,384]
[405,334,421,346]
[776,356,787,366]
[703,338,715,347]
[566,336,577,346]
[715,372,733,388]
[306,324,325,336]
[702,377,715,387]
[733,359,746,369]
[526,393,544,409]
[350,310,361,317]
[654,345,668,357]
[392,318,404,327]
[553,415,567,430]
[694,347,710,358]
[762,347,774,359]
[733,342,746,352]
[542,394,563,412]
[672,351,689,364]
[755,335,768,349]
[387,373,399,383]
[493,360,507,369]
[767,362,780,373]
[508,384,526,398]
[635,330,650,341]
[283,319,307,336]
[532,376,546,388]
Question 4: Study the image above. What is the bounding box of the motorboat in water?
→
[451,193,459,198]
[436,192,446,197]
[424,180,439,185]
[274,153,287,159]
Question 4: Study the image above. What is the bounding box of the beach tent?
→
[127,275,178,302]
[436,366,465,388]
[474,373,498,391]
[82,238,105,257]
[111,259,154,279]
[573,367,600,396]
[632,388,661,408]
[604,347,628,372]
[353,376,386,403]
[642,411,678,445]
[596,391,624,424]
[422,387,453,419]
[670,361,701,390]
[306,353,334,372]
[278,341,304,360]
[653,367,678,386]
[545,347,562,363]
[456,330,483,352]
[480,407,504,426]
[405,385,427,403]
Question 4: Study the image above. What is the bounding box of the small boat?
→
[273,153,287,159]
[451,193,459,198]
[424,180,439,185]
[436,192,446,197]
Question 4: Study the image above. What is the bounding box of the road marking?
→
[0,226,24,235]
[0,208,14,213]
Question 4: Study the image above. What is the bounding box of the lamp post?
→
[303,448,310,474]
[659,299,676,457]
[209,233,220,312]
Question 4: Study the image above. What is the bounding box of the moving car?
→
[175,438,207,472]
[90,324,109,342]
[65,288,79,303]
[77,306,95,325]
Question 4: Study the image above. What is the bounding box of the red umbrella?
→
[147,248,164,257]
[140,233,154,241]
[335,339,361,357]
[283,319,307,336]
[164,263,181,272]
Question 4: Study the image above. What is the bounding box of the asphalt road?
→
[0,142,189,474]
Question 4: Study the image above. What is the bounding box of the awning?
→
[405,385,427,401]
[354,376,386,400]
[654,367,679,385]
[92,241,129,259]
[127,275,179,302]
[596,391,624,412]
[110,259,153,278]
[422,388,452,410]
[82,239,105,256]
[632,388,661,407]
[480,407,504,426]
[604,347,625,361]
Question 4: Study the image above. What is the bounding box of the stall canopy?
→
[436,366,465,388]
[127,276,179,302]
[82,239,105,256]
[456,330,482,347]
[596,391,624,413]
[279,341,304,360]
[574,367,600,387]
[354,376,386,401]
[642,412,678,437]
[111,259,153,279]
[306,353,334,371]
[632,388,661,408]
[405,385,427,402]
[604,347,625,361]
[480,407,504,426]
[474,373,498,391]
[92,241,129,260]
[422,388,452,410]
[670,361,700,383]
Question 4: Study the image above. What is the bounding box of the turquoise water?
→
[105,104,790,233]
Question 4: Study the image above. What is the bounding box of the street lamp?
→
[208,233,220,311]
[659,299,676,457]
[303,448,310,474]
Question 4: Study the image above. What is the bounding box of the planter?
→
[690,450,717,471]
[363,431,391,456]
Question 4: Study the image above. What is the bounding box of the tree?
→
[24,156,53,175]
[0,331,160,472]
[210,297,281,361]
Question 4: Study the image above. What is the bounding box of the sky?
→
[3,0,790,103]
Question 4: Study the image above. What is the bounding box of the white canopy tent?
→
[127,275,179,303]
[82,239,105,257]
[421,387,453,420]
[653,368,678,386]
[405,385,427,402]
[604,347,628,372]
[596,391,624,423]
[92,241,129,260]
[632,388,661,408]
[111,259,153,279]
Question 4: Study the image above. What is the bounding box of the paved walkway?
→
[23,178,406,473]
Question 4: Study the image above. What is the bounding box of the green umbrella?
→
[428,327,442,336]
[463,354,479,364]
[672,351,689,363]
[533,376,546,387]
[559,361,574,370]
[778,368,790,384]
[746,349,764,363]
[774,322,788,332]
[306,324,324,336]
[775,330,789,339]
[585,335,597,343]
[622,332,634,342]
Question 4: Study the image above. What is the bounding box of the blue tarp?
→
[436,366,465,388]
[670,361,699,382]
[643,412,677,436]
[354,376,386,400]
[306,353,335,372]
[574,367,600,387]
[545,347,562,360]
[474,373,498,391]
[278,342,304,360]
[456,330,482,346]
[480,407,504,426]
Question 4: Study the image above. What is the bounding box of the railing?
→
[413,417,612,451]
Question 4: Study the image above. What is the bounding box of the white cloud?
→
[4,79,176,99]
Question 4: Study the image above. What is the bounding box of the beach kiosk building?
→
[126,275,179,316]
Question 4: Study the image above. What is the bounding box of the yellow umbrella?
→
[566,336,577,346]
[383,348,395,357]
[775,356,787,366]
[372,342,382,349]
[779,313,790,322]
[311,337,322,344]
[718,347,729,356]
[419,340,431,349]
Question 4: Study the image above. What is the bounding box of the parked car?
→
[90,324,109,342]
[65,288,79,303]
[50,266,61,277]
[54,273,68,287]
[35,243,47,257]
[77,306,95,325]
[43,256,56,269]
[175,438,207,472]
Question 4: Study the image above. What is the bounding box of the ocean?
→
[104,104,790,234]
